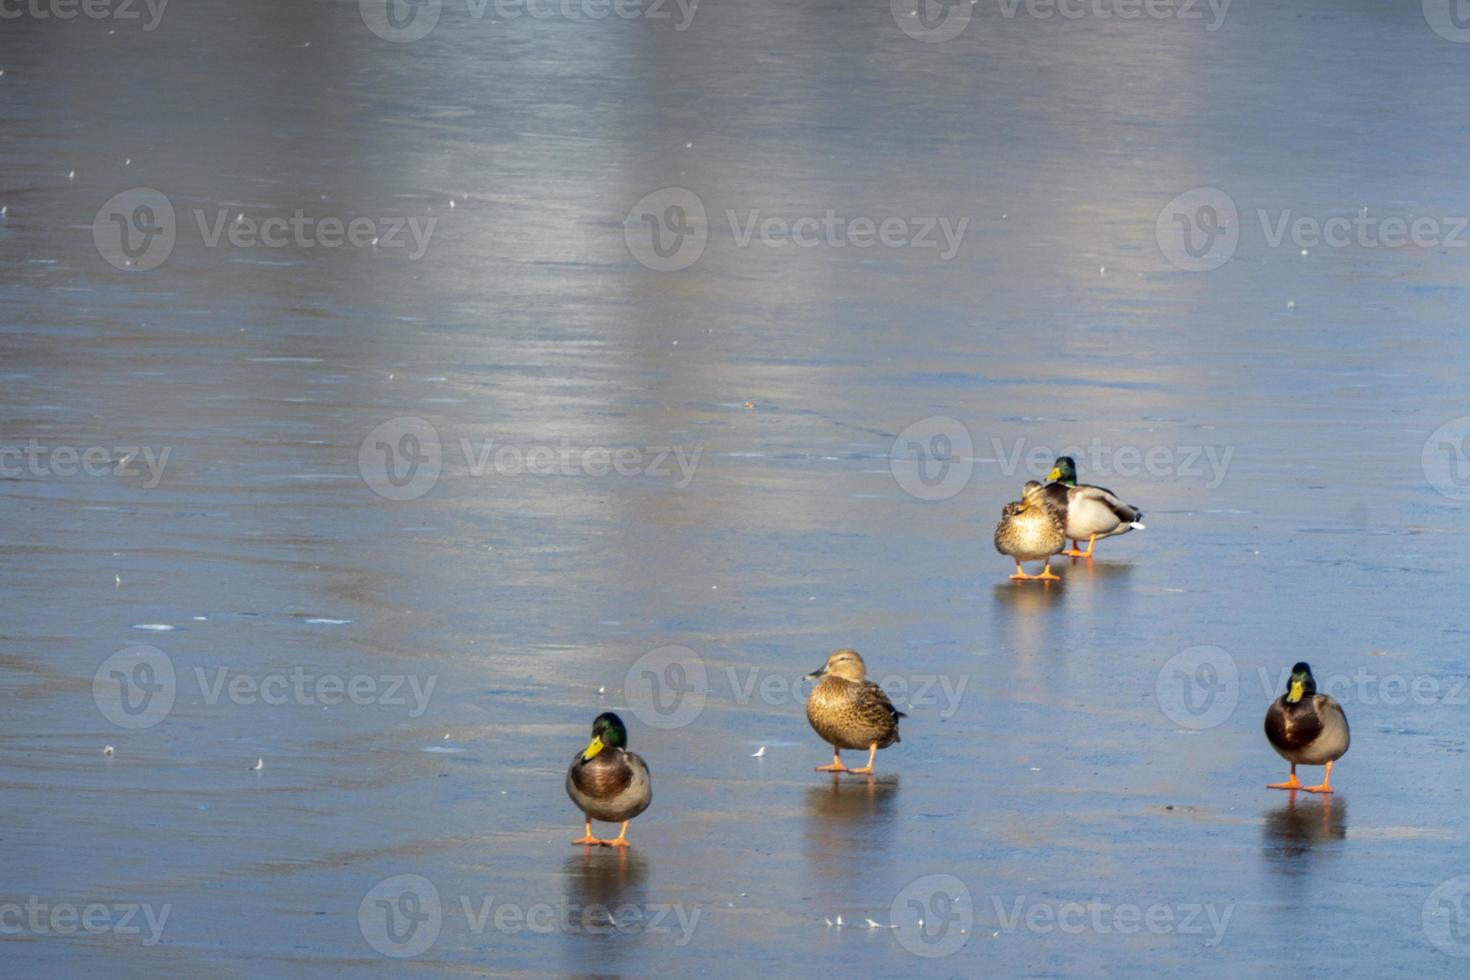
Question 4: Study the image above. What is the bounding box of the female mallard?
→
[565,712,651,847]
[804,649,905,775]
[994,480,1066,581]
[1265,662,1349,793]
[1041,456,1145,558]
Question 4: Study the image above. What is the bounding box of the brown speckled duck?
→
[804,649,905,775]
[565,712,651,847]
[994,480,1066,581]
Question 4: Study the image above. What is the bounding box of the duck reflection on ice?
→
[1262,795,1347,871]
[559,846,650,930]
[803,776,900,851]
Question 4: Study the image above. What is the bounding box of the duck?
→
[804,649,905,775]
[1040,456,1145,558]
[994,480,1066,581]
[1265,662,1349,793]
[565,712,651,847]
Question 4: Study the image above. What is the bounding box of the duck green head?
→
[581,711,628,760]
[1046,456,1078,486]
[1284,662,1316,704]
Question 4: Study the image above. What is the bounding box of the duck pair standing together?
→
[566,649,904,847]
[993,456,1145,580]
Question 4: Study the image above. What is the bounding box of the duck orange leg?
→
[816,748,848,772]
[600,821,632,847]
[1010,561,1061,582]
[848,743,878,775]
[1302,760,1335,794]
[1065,535,1096,558]
[573,818,600,845]
[1268,764,1301,791]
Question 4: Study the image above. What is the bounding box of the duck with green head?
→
[565,712,651,847]
[1264,662,1349,793]
[994,480,1066,581]
[1041,456,1145,558]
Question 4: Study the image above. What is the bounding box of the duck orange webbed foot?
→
[572,820,601,845]
[816,750,847,772]
[1064,535,1097,559]
[845,745,878,775]
[1301,761,1335,794]
[1268,766,1301,791]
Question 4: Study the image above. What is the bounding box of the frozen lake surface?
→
[3,0,1470,975]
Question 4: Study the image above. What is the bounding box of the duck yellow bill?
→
[582,736,604,761]
[1045,467,1061,482]
[1287,679,1305,703]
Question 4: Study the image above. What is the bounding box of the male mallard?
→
[1265,662,1349,793]
[1041,456,1145,558]
[804,649,905,775]
[565,712,651,847]
[994,480,1066,581]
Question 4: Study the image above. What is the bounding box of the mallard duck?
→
[994,480,1066,581]
[1041,456,1145,558]
[804,649,905,775]
[1265,662,1349,793]
[565,712,651,847]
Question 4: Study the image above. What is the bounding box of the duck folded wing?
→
[856,682,907,724]
[1073,485,1142,525]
